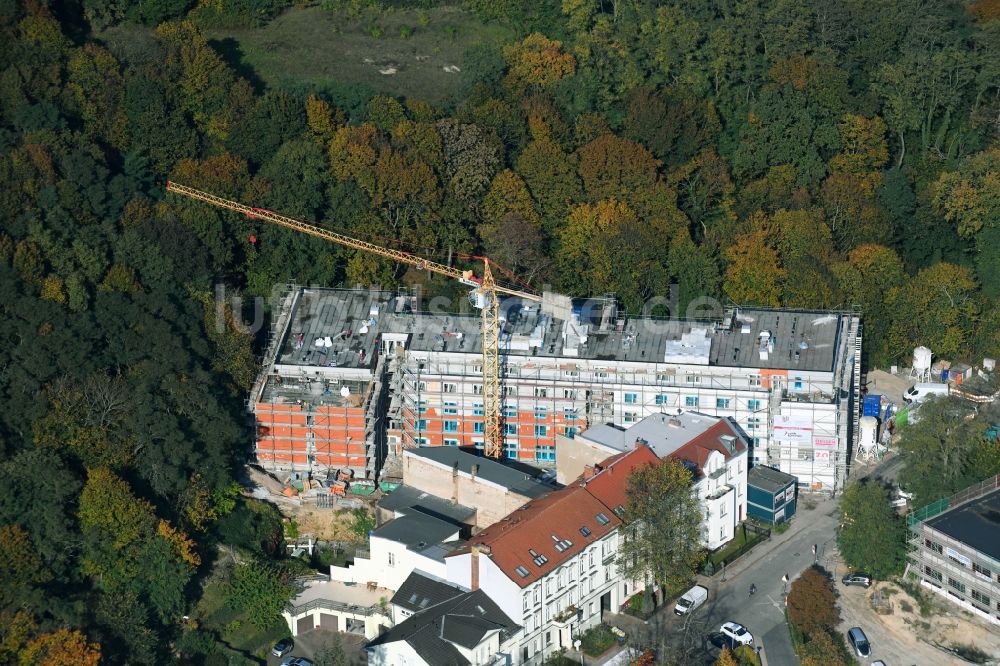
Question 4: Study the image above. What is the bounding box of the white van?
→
[674,585,708,615]
[903,383,949,404]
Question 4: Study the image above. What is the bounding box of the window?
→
[416,400,428,413]
[502,385,515,396]
[536,446,555,461]
[948,551,969,567]
[563,407,578,420]
[596,512,610,525]
[624,392,637,404]
[505,442,519,457]
[924,566,943,582]
[416,419,427,431]
[655,394,669,405]
[747,399,762,411]
[925,539,943,554]
[442,382,457,393]
[716,398,731,409]
[535,407,547,419]
[388,552,395,567]
[515,566,530,578]
[974,563,992,579]
[529,548,548,566]
[474,422,484,434]
[564,426,577,439]
[504,406,517,418]
[444,438,459,447]
[579,526,592,537]
[793,377,803,390]
[523,593,530,611]
[442,401,458,415]
[948,577,966,594]
[505,423,518,435]
[685,396,699,407]
[685,374,700,384]
[535,425,548,437]
[624,411,638,424]
[473,402,484,416]
[747,417,761,431]
[563,389,577,399]
[748,376,762,387]
[416,437,429,446]
[595,370,608,379]
[534,387,548,398]
[418,382,427,391]
[971,589,990,605]
[473,384,483,395]
[444,420,458,432]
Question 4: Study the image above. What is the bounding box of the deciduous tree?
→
[837,481,907,578]
[786,565,839,637]
[617,457,703,593]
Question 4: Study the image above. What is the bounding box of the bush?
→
[368,24,384,38]
[579,624,616,656]
[399,25,413,39]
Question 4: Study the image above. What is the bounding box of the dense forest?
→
[1,0,999,663]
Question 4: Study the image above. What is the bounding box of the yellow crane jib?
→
[165,180,543,460]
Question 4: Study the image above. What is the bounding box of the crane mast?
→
[165,181,540,459]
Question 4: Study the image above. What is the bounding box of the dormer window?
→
[596,512,610,525]
[579,526,592,537]
[516,565,530,578]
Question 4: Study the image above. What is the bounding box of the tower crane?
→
[165,181,547,459]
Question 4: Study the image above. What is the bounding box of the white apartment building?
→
[250,287,860,493]
[566,412,750,550]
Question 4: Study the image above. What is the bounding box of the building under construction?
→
[250,286,862,494]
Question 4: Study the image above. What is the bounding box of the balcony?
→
[706,484,733,501]
[551,605,579,627]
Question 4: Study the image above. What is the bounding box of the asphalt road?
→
[620,495,842,666]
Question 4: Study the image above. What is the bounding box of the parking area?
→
[265,629,368,666]
[833,557,1000,665]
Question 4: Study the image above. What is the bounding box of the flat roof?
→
[579,412,719,457]
[267,288,847,374]
[926,488,1000,562]
[371,512,461,551]
[748,465,797,494]
[377,484,476,525]
[406,447,556,499]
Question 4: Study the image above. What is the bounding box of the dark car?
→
[842,572,873,588]
[848,627,871,657]
[708,632,738,652]
[271,638,293,657]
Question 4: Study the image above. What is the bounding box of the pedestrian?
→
[749,583,756,598]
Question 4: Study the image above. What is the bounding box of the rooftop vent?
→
[668,417,682,428]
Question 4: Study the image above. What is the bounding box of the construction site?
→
[249,285,862,496]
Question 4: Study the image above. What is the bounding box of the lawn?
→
[203,5,515,106]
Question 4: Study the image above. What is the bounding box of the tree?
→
[887,262,979,359]
[833,244,905,364]
[503,33,576,94]
[798,628,849,666]
[897,397,988,506]
[515,136,583,233]
[786,565,840,637]
[715,647,738,666]
[933,148,1000,296]
[348,507,375,541]
[837,481,908,578]
[577,134,660,204]
[314,635,348,666]
[617,457,703,592]
[723,230,785,307]
[227,559,294,630]
[19,628,101,666]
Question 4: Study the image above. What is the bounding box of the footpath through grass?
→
[204,5,515,105]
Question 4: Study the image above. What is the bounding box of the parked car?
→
[280,658,313,666]
[720,621,754,646]
[707,632,737,651]
[674,585,708,615]
[848,627,871,658]
[271,638,294,657]
[842,572,873,588]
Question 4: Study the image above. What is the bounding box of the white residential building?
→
[567,412,750,550]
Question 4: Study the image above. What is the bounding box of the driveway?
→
[265,629,368,666]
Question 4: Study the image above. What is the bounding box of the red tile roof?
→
[448,485,621,588]
[579,444,660,514]
[667,419,747,477]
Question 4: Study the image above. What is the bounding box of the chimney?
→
[471,464,479,480]
[583,465,596,480]
[452,461,459,477]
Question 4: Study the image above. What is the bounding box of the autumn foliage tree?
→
[18,628,101,666]
[503,33,576,93]
[786,565,840,637]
